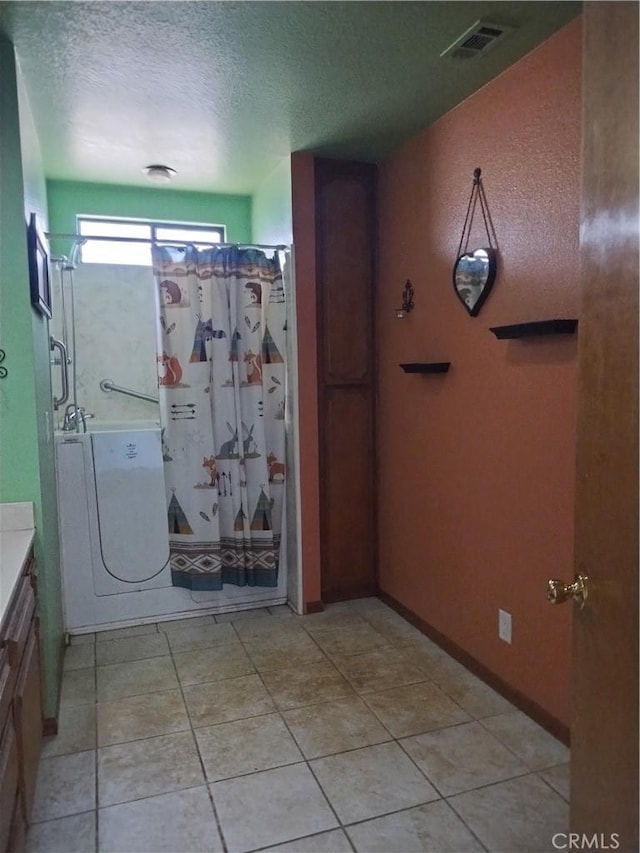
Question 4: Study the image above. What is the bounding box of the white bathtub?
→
[55,425,287,632]
[87,419,160,432]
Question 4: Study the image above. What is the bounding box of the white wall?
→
[52,262,160,425]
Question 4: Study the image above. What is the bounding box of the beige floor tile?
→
[98,786,222,852]
[232,616,306,641]
[343,597,389,613]
[41,705,96,758]
[212,763,337,852]
[165,622,239,653]
[173,643,255,686]
[300,610,367,632]
[399,640,471,681]
[481,711,570,770]
[26,811,96,852]
[267,604,297,618]
[215,607,270,623]
[431,668,515,718]
[63,644,96,671]
[363,681,470,738]
[183,673,275,727]
[333,647,429,694]
[97,689,190,747]
[157,614,216,632]
[242,633,326,672]
[449,774,569,852]
[310,741,438,824]
[96,623,158,642]
[59,668,96,709]
[282,696,391,759]
[195,713,303,781]
[359,611,424,645]
[70,633,95,646]
[96,656,178,701]
[98,730,204,807]
[262,829,353,853]
[401,721,529,796]
[32,751,96,823]
[346,800,484,852]
[95,632,169,666]
[311,623,391,657]
[261,660,355,710]
[539,763,571,801]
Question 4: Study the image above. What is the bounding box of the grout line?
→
[167,633,229,853]
[474,715,569,773]
[253,665,347,840]
[46,599,564,851]
[534,768,571,803]
[93,660,99,852]
[96,781,219,815]
[248,827,355,853]
[345,799,491,853]
[29,807,98,829]
[445,790,493,851]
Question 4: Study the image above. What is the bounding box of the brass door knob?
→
[547,573,589,608]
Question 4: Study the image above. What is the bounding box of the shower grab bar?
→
[100,379,159,405]
[50,337,69,410]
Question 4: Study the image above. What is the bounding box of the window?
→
[77,217,226,265]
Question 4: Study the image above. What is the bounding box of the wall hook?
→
[395,280,415,319]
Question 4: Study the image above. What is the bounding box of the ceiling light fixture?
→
[144,164,177,184]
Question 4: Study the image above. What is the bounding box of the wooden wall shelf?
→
[490,319,578,339]
[399,362,451,374]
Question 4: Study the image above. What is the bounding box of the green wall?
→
[251,157,293,246]
[47,180,252,248]
[0,37,63,720]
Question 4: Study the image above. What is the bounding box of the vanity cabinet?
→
[0,672,19,853]
[0,550,42,852]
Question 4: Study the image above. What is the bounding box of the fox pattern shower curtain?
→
[152,244,287,590]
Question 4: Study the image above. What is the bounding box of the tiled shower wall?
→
[51,262,160,425]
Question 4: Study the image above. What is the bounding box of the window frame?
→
[76,215,227,265]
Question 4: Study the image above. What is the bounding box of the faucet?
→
[62,403,94,433]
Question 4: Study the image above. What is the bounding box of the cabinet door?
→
[315,158,377,602]
[14,626,42,824]
[0,717,19,853]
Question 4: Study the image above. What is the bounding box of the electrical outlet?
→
[498,609,512,644]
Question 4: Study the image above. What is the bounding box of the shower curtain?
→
[152,244,287,590]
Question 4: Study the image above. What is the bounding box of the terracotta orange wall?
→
[376,18,582,726]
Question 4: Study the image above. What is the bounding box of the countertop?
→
[0,502,35,627]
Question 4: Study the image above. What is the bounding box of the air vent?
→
[440,20,511,60]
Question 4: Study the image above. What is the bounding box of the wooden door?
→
[315,159,378,602]
[571,3,639,849]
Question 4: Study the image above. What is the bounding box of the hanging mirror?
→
[453,248,496,316]
[452,168,499,317]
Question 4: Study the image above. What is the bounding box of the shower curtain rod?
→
[45,232,289,251]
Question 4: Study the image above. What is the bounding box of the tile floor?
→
[27,598,570,852]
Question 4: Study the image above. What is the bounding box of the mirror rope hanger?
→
[453,167,499,317]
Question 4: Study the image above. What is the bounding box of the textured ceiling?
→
[0,1,580,195]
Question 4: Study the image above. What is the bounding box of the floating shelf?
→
[399,362,451,374]
[489,319,578,340]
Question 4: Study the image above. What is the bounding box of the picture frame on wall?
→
[27,212,52,319]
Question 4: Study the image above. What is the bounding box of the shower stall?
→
[50,238,298,633]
